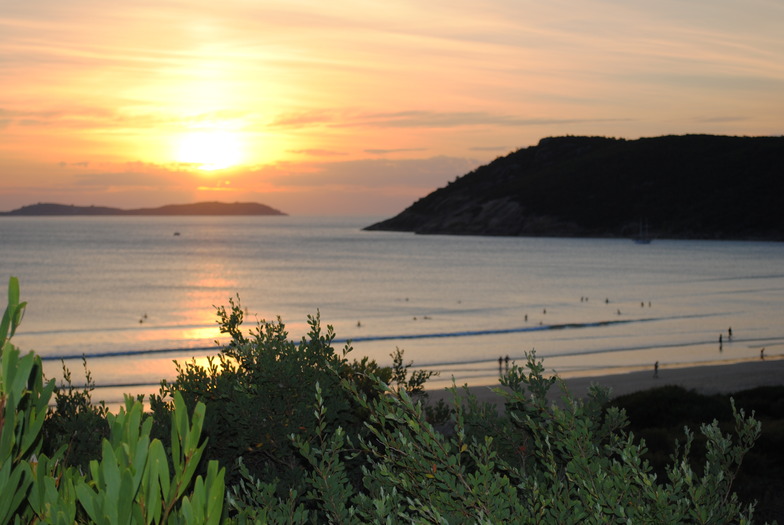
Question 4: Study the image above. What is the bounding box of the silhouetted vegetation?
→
[611,385,784,523]
[148,297,438,494]
[367,134,784,240]
[41,358,110,472]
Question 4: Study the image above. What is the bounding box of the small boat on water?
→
[634,220,652,244]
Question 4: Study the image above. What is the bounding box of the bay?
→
[1,216,782,404]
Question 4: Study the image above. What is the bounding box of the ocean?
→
[1,215,782,404]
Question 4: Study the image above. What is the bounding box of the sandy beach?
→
[428,356,784,408]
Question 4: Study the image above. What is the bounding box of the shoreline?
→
[427,356,784,408]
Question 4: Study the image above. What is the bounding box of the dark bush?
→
[149,296,437,496]
[41,358,110,471]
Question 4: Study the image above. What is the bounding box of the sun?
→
[174,130,244,171]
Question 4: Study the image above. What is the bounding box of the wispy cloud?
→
[269,108,633,132]
[287,149,347,157]
[0,106,250,131]
[364,148,427,155]
[0,153,484,215]
[693,116,749,124]
[269,110,339,128]
[248,156,481,190]
[349,111,631,129]
[469,146,510,152]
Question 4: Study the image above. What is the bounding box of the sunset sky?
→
[2,1,783,215]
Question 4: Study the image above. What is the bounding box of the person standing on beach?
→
[654,361,659,378]
[761,348,765,360]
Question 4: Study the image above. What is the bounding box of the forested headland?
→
[366,135,784,240]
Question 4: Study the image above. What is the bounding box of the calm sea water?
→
[1,216,782,403]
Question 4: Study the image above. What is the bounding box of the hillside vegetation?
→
[366,135,784,240]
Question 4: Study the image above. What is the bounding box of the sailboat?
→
[634,220,652,244]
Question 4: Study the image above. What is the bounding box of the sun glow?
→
[174,130,245,171]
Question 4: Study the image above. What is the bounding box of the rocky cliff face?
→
[365,135,784,240]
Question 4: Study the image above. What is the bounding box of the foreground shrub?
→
[613,385,784,523]
[1,277,225,524]
[41,358,110,471]
[1,348,225,524]
[221,350,763,523]
[150,296,435,496]
[307,353,760,523]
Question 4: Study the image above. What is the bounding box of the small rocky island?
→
[365,135,784,241]
[0,201,286,216]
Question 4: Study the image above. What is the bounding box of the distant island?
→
[0,201,286,216]
[365,134,784,241]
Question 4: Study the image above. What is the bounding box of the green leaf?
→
[170,393,186,471]
[10,302,27,339]
[75,481,100,524]
[9,352,34,411]
[144,440,167,524]
[19,397,47,460]
[179,496,195,524]
[6,277,19,312]
[131,433,150,493]
[100,440,121,500]
[177,442,206,500]
[190,476,206,523]
[204,461,226,525]
[114,470,136,525]
[0,461,31,524]
[186,401,206,452]
[0,277,20,343]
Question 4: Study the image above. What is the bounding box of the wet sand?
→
[427,356,784,408]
